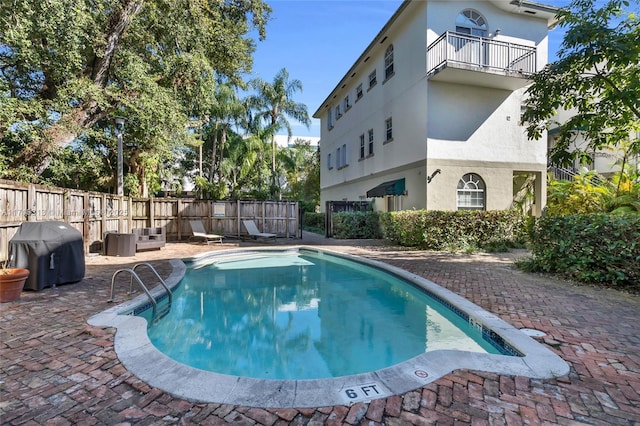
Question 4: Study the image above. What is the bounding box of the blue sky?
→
[248,0,573,139]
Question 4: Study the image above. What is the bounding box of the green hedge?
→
[332,211,382,239]
[529,214,640,286]
[303,212,325,231]
[331,209,638,287]
[379,210,526,252]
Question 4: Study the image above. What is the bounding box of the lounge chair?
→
[189,220,223,244]
[242,220,277,241]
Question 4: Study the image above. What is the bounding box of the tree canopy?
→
[0,0,271,183]
[1,2,320,208]
[522,0,640,166]
[249,68,311,198]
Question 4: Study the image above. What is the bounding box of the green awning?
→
[366,178,405,198]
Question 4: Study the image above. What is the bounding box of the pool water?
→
[142,250,507,380]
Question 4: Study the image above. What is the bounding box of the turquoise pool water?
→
[141,250,508,380]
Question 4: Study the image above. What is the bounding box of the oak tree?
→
[1,0,270,188]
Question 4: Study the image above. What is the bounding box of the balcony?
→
[427,31,537,91]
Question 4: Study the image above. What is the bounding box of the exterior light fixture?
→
[427,168,441,184]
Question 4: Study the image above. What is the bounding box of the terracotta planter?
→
[0,268,30,303]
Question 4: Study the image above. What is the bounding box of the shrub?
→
[380,210,526,252]
[546,167,640,216]
[379,210,428,247]
[303,212,325,233]
[332,211,382,239]
[530,214,640,286]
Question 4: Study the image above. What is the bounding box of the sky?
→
[247,0,574,139]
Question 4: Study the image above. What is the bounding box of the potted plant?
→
[0,260,30,303]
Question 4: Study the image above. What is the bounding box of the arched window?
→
[455,9,487,37]
[384,45,394,79]
[457,173,486,210]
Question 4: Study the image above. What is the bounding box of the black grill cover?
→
[9,221,85,291]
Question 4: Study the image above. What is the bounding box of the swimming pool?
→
[89,247,569,408]
[141,250,510,380]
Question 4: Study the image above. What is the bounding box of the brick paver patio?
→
[1,234,639,425]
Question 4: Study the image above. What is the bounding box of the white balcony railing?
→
[427,31,537,76]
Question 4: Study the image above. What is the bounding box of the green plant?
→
[513,255,542,273]
[482,239,514,253]
[379,210,428,247]
[522,0,640,166]
[194,176,228,200]
[380,210,526,252]
[546,169,610,215]
[529,214,640,286]
[302,212,325,234]
[332,211,381,239]
[546,154,640,216]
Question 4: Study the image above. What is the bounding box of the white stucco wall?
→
[426,84,547,165]
[318,1,428,207]
[316,0,554,213]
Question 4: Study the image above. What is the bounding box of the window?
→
[368,129,374,155]
[455,9,487,37]
[327,110,333,130]
[359,134,365,159]
[342,143,348,167]
[343,95,351,111]
[356,83,363,100]
[368,70,377,89]
[384,45,394,80]
[457,173,486,210]
[335,104,341,120]
[336,144,349,169]
[385,117,393,142]
[327,153,333,169]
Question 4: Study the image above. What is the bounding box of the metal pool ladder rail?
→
[108,262,173,321]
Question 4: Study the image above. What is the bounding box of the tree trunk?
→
[209,119,219,182]
[91,0,144,87]
[23,0,145,173]
[128,149,149,197]
[218,124,227,183]
[16,101,112,174]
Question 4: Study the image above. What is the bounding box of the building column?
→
[533,171,547,216]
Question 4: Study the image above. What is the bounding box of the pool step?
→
[152,302,172,324]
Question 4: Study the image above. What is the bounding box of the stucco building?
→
[314,0,558,215]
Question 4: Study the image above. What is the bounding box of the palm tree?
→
[220,130,270,199]
[280,139,319,203]
[249,68,311,199]
[208,81,246,183]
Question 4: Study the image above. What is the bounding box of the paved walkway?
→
[1,233,639,425]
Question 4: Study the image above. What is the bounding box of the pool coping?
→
[87,246,569,408]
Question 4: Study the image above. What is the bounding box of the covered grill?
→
[8,221,85,291]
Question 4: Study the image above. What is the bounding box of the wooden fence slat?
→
[0,180,298,260]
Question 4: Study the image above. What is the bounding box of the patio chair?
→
[189,220,223,244]
[242,220,277,241]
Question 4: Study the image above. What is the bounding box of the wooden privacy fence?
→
[0,179,299,261]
